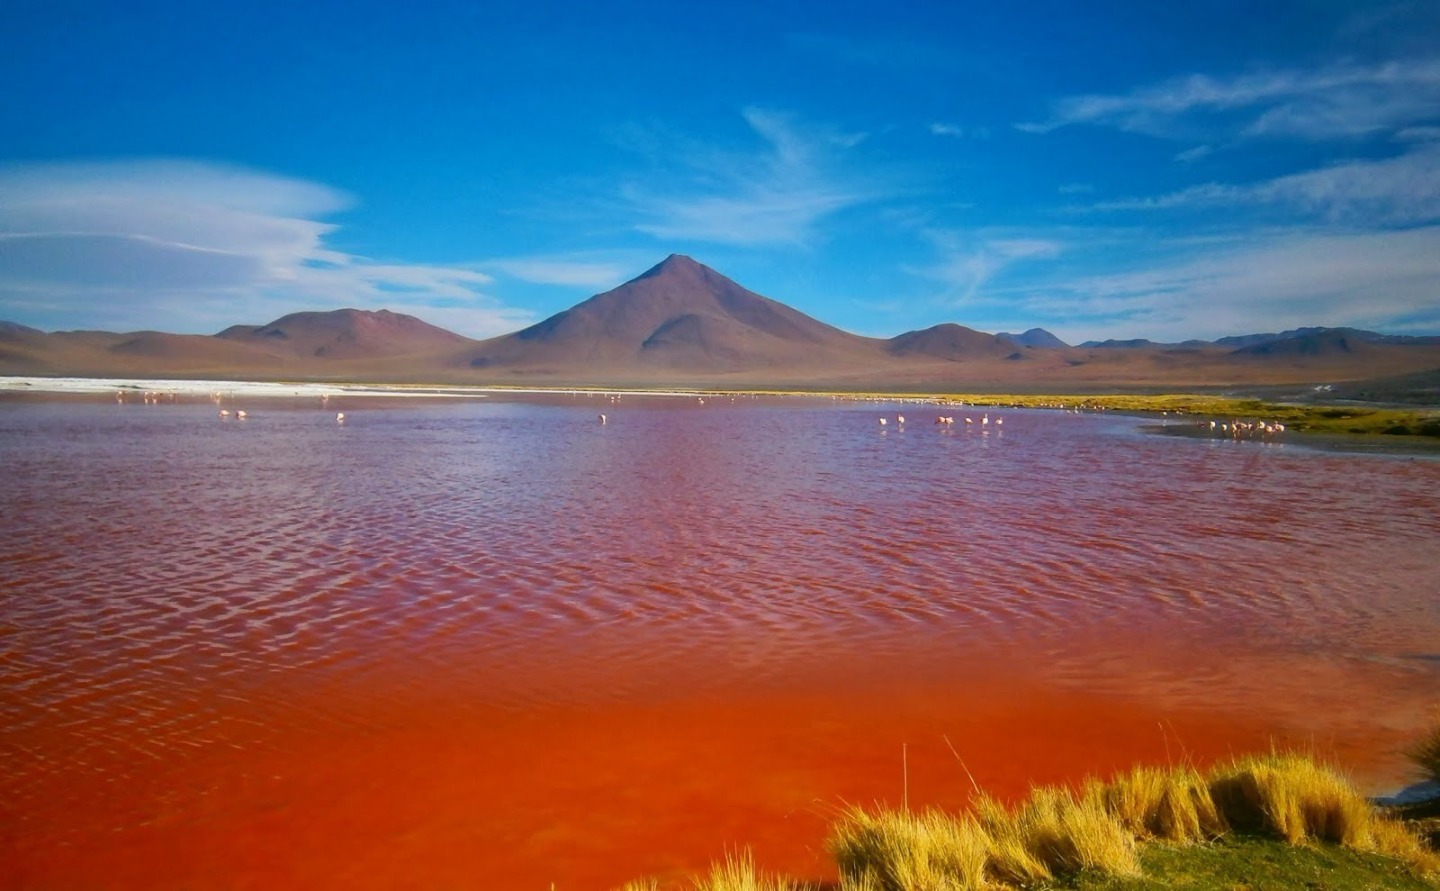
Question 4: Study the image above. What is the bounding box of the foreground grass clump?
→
[832,787,1140,889]
[1082,764,1224,845]
[830,808,992,890]
[695,851,813,891]
[618,850,816,891]
[618,751,1437,890]
[829,755,1435,889]
[1209,753,1376,847]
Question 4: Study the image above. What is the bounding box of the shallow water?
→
[2,394,1438,888]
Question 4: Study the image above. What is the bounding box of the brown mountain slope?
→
[465,254,885,373]
[2,256,1439,390]
[217,308,474,359]
[0,327,290,376]
[886,323,1017,361]
[1232,328,1375,357]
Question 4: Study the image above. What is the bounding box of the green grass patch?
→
[1061,836,1439,890]
[921,392,1440,437]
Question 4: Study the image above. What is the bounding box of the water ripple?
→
[3,397,1439,810]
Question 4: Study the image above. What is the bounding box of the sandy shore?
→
[0,375,781,400]
[0,376,503,399]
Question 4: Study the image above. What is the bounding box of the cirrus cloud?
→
[1022,57,1440,142]
[0,159,534,338]
[621,108,884,247]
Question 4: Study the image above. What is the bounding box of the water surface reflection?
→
[2,395,1437,887]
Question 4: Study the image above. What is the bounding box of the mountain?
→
[4,256,1440,390]
[1223,327,1440,354]
[464,254,880,374]
[1230,328,1376,357]
[1215,327,1335,349]
[1079,338,1163,349]
[997,328,1069,349]
[886,323,1014,360]
[0,321,43,337]
[216,308,473,359]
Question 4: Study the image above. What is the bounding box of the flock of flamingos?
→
[116,388,346,423]
[114,387,1286,440]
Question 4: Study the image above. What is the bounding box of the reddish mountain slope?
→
[2,257,1438,389]
[465,254,883,373]
[217,308,473,359]
[886,323,1016,361]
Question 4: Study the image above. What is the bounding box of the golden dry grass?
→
[1086,764,1225,844]
[831,788,1141,889]
[626,751,1438,890]
[972,792,1051,887]
[1015,786,1141,878]
[1410,723,1440,784]
[1208,753,1374,846]
[691,850,814,891]
[830,807,990,890]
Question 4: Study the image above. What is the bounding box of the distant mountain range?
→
[3,254,1439,390]
[1077,327,1440,351]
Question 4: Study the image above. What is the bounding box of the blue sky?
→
[2,0,1438,344]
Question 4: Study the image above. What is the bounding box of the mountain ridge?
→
[3,254,1439,389]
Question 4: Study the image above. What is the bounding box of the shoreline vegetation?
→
[616,749,1440,891]
[3,376,1438,438]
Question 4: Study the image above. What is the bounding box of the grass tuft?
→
[970,791,1052,887]
[1086,764,1226,845]
[1018,785,1141,878]
[830,807,990,890]
[691,850,813,891]
[1409,723,1440,785]
[1208,753,1375,847]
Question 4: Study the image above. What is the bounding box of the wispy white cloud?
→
[930,122,991,139]
[622,108,881,247]
[0,159,535,337]
[976,227,1440,342]
[1173,144,1213,163]
[911,229,1064,305]
[1023,57,1440,141]
[1093,142,1440,225]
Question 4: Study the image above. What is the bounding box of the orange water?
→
[2,395,1437,888]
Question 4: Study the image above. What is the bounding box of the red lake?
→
[2,391,1437,888]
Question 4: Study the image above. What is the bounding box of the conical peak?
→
[635,253,707,281]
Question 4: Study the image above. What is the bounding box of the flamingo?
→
[336,412,346,423]
[236,410,247,420]
[219,409,230,418]
[598,413,607,425]
[897,415,906,426]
